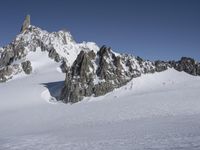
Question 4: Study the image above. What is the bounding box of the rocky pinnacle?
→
[20,15,31,32]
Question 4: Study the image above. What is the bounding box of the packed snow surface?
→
[0,52,200,150]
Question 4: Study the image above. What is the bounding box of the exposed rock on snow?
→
[0,15,200,103]
[0,45,15,67]
[155,60,169,72]
[0,15,99,82]
[0,64,22,82]
[60,46,200,103]
[154,57,200,76]
[60,45,156,103]
[21,60,32,74]
[21,15,31,32]
[173,57,200,76]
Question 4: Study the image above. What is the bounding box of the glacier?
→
[0,53,200,149]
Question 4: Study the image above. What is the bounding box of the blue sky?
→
[0,0,199,61]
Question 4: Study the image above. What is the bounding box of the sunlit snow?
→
[0,51,200,149]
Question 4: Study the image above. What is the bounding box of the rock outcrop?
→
[21,15,31,32]
[155,60,169,72]
[0,64,22,82]
[154,57,200,76]
[0,15,99,82]
[173,57,200,76]
[0,45,15,67]
[21,61,32,74]
[0,15,200,103]
[60,46,200,104]
[48,48,61,62]
[60,46,156,103]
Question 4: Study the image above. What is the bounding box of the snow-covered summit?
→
[16,25,99,64]
[0,15,99,81]
[0,15,200,104]
[1,15,200,150]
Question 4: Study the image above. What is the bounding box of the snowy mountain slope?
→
[1,15,200,149]
[0,16,99,82]
[13,25,99,65]
[59,45,200,103]
[1,16,200,105]
[59,46,158,103]
[0,62,200,149]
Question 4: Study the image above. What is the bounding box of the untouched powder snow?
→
[0,63,200,149]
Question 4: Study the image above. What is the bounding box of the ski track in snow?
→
[0,51,200,150]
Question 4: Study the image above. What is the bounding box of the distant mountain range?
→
[0,15,200,103]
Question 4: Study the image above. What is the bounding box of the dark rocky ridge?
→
[0,15,35,81]
[155,57,200,76]
[0,64,23,82]
[60,46,155,103]
[21,61,32,74]
[60,46,200,103]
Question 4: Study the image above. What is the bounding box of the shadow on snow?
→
[41,81,65,100]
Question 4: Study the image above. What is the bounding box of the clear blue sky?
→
[0,0,199,61]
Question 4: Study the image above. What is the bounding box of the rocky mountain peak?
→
[59,45,200,103]
[60,45,157,103]
[21,15,31,33]
[0,16,99,82]
[0,16,200,103]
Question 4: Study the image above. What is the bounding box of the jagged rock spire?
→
[20,15,31,32]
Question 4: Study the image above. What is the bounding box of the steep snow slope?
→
[0,53,200,150]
